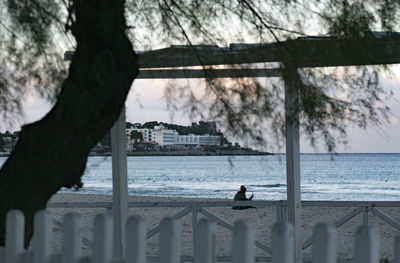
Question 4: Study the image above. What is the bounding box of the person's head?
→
[240,185,247,192]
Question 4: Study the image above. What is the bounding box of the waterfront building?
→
[126,124,220,148]
[126,128,152,142]
[153,126,179,146]
[175,134,220,147]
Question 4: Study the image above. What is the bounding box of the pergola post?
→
[111,107,128,258]
[284,67,302,263]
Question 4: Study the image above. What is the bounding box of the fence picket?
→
[50,253,62,263]
[232,220,254,263]
[355,225,379,263]
[271,223,294,263]
[92,214,113,263]
[5,210,24,263]
[3,209,400,263]
[312,223,336,263]
[194,219,216,263]
[160,217,181,263]
[17,250,33,263]
[394,236,400,263]
[126,216,146,263]
[33,210,52,263]
[62,213,82,263]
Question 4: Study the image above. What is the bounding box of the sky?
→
[7,71,400,154]
[1,2,399,153]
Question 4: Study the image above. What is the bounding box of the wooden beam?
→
[136,68,283,79]
[284,67,302,263]
[111,108,128,258]
[64,34,400,68]
[136,37,400,68]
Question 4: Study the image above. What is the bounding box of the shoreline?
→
[110,151,271,156]
[3,153,399,158]
[47,193,400,261]
[1,151,273,158]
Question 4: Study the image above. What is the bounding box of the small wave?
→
[249,183,285,188]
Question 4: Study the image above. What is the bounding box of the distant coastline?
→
[90,149,272,157]
[0,149,272,158]
[130,150,272,156]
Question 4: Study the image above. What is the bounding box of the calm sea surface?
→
[1,153,400,200]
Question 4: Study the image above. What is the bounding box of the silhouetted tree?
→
[0,0,137,246]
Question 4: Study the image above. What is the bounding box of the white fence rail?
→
[1,209,399,263]
[47,200,400,256]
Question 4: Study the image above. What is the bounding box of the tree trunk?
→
[0,0,137,246]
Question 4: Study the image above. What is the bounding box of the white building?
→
[126,125,220,147]
[176,134,199,146]
[175,134,220,146]
[153,128,179,146]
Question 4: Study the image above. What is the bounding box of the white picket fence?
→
[1,209,399,263]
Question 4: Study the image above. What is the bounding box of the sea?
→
[1,153,400,201]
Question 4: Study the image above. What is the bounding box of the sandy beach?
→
[47,193,400,262]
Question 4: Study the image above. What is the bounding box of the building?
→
[125,124,221,148]
[126,128,153,142]
[153,126,179,146]
[175,134,220,147]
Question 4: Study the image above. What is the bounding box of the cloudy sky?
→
[9,70,400,154]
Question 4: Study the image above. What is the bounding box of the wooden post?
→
[312,223,336,263]
[363,206,369,225]
[232,220,254,263]
[111,107,129,258]
[284,66,302,263]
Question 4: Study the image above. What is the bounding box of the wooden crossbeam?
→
[65,35,400,68]
[136,68,283,79]
[135,38,400,68]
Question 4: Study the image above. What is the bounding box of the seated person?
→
[232,185,254,210]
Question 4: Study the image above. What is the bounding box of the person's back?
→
[232,185,253,210]
[234,190,247,201]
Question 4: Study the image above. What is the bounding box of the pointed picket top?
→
[126,216,146,263]
[312,223,336,263]
[232,220,255,263]
[93,214,113,263]
[195,219,216,263]
[62,213,82,263]
[355,225,379,263]
[272,223,294,263]
[33,210,52,263]
[160,217,181,263]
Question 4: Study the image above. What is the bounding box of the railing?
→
[46,200,400,261]
[1,209,400,263]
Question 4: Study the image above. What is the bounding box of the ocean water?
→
[1,154,400,200]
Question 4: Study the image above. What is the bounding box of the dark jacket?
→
[232,191,253,209]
